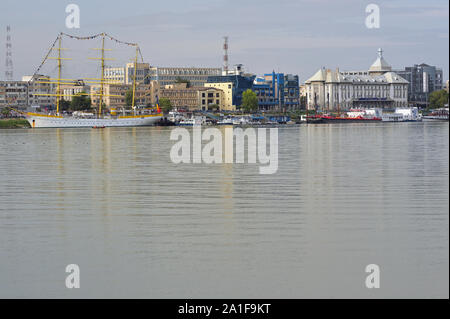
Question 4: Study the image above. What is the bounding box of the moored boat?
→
[26,112,163,128]
[382,107,422,122]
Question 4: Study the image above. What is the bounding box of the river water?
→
[0,122,448,298]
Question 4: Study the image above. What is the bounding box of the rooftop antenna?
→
[223,36,229,75]
[5,25,13,81]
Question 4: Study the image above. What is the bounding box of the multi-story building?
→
[394,64,444,107]
[204,82,234,111]
[305,48,409,111]
[125,63,150,85]
[60,82,91,102]
[0,83,6,107]
[90,83,150,109]
[206,74,255,109]
[104,63,150,85]
[253,72,300,111]
[159,83,224,111]
[22,75,55,107]
[148,67,222,87]
[284,74,300,110]
[0,81,28,109]
[103,67,125,84]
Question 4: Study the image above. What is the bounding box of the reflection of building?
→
[159,83,224,111]
[148,67,222,86]
[394,64,443,107]
[253,72,300,111]
[305,48,408,110]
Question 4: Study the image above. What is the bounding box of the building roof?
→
[369,48,392,73]
[305,69,408,84]
[305,48,408,85]
[305,68,327,83]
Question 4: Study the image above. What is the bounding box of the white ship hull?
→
[26,113,163,128]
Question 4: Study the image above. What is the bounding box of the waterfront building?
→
[0,83,6,107]
[104,63,151,85]
[0,80,28,109]
[206,74,255,109]
[22,75,55,108]
[60,82,91,102]
[148,67,222,87]
[90,83,150,108]
[305,48,408,111]
[125,63,150,85]
[159,83,224,111]
[204,82,234,111]
[284,74,300,110]
[103,67,125,84]
[394,64,444,107]
[253,72,300,111]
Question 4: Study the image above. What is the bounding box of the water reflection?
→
[0,122,448,298]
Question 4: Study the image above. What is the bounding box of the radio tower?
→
[223,36,229,75]
[5,25,13,81]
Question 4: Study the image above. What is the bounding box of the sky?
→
[0,0,448,83]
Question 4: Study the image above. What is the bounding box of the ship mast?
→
[56,34,62,115]
[131,45,138,112]
[99,33,105,118]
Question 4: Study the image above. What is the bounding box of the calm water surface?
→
[0,122,448,298]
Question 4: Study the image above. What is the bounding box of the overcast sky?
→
[1,0,448,83]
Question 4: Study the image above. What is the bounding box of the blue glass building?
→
[253,72,300,111]
[206,74,255,108]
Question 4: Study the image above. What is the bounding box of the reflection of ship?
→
[25,32,162,128]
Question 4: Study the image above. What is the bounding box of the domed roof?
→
[369,48,391,73]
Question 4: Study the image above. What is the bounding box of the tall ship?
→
[24,32,162,128]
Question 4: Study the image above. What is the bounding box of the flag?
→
[156,95,161,113]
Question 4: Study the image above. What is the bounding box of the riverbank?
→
[0,118,31,129]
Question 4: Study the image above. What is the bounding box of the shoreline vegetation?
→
[0,118,31,129]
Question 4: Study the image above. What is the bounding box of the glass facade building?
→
[206,74,255,108]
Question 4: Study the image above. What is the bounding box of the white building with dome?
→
[305,48,409,111]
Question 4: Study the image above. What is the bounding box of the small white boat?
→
[382,107,422,122]
[217,117,233,125]
[177,116,206,126]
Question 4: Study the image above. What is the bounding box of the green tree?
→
[208,104,220,111]
[70,92,91,111]
[125,89,133,107]
[1,107,11,118]
[159,98,172,113]
[59,99,71,112]
[175,77,191,88]
[429,89,449,110]
[241,89,258,113]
